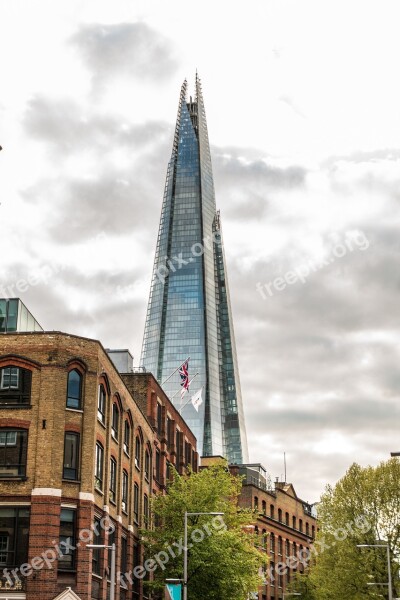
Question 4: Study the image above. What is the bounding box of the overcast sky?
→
[1,0,399,501]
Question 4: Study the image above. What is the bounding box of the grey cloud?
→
[70,22,178,86]
[23,95,170,156]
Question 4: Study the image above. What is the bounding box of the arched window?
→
[111,403,119,440]
[292,516,297,530]
[270,504,275,519]
[145,449,150,481]
[312,525,315,538]
[262,500,266,514]
[306,522,310,536]
[285,511,289,525]
[285,539,290,556]
[133,483,139,523]
[66,369,82,409]
[95,443,104,490]
[135,436,141,469]
[97,384,106,424]
[270,532,275,554]
[123,420,130,455]
[299,518,303,532]
[254,496,258,511]
[109,457,117,503]
[0,366,32,405]
[122,470,129,513]
[278,508,282,522]
[278,536,283,556]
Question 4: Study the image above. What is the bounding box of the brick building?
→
[0,331,197,600]
[231,464,317,600]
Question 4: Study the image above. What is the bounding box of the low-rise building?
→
[0,330,197,600]
[231,463,317,600]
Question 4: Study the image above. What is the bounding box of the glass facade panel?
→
[141,77,248,462]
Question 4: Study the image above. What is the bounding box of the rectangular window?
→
[121,536,128,580]
[59,509,76,571]
[167,417,173,448]
[0,507,30,567]
[109,458,117,503]
[0,367,31,405]
[92,517,102,575]
[63,432,80,480]
[122,471,128,513]
[107,526,116,573]
[0,367,19,389]
[157,403,162,434]
[155,449,161,482]
[0,430,28,477]
[143,495,149,528]
[95,443,104,491]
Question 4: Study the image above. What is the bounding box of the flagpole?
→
[171,372,199,401]
[161,357,190,386]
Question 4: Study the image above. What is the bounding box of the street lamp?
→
[183,512,224,600]
[357,544,392,600]
[87,543,116,600]
[390,452,400,457]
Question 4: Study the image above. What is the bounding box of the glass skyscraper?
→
[141,76,248,463]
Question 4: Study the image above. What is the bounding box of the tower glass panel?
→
[141,77,248,463]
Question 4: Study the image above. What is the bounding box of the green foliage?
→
[308,459,400,599]
[142,462,265,600]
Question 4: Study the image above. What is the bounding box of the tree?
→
[141,462,264,600]
[307,459,400,599]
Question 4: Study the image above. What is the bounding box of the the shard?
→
[141,76,248,463]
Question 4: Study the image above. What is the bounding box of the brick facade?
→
[229,464,318,600]
[0,332,198,600]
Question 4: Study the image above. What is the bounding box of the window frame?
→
[63,432,80,481]
[66,369,83,410]
[109,457,117,503]
[97,384,106,424]
[0,429,28,478]
[122,470,129,513]
[111,403,119,441]
[95,442,104,491]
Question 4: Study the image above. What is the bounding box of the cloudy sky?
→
[1,0,399,501]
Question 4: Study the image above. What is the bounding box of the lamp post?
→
[183,512,224,600]
[357,544,392,600]
[390,452,400,457]
[87,543,116,600]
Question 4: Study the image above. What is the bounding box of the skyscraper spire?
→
[141,77,248,463]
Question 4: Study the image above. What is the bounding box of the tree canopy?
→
[292,459,400,599]
[142,462,265,600]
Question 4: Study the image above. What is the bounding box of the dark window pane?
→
[63,433,79,480]
[0,367,31,405]
[0,430,28,477]
[0,507,30,567]
[58,509,76,570]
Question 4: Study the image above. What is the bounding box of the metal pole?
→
[183,512,188,600]
[387,544,393,600]
[110,543,116,600]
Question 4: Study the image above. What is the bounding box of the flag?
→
[178,360,189,398]
[191,388,203,412]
